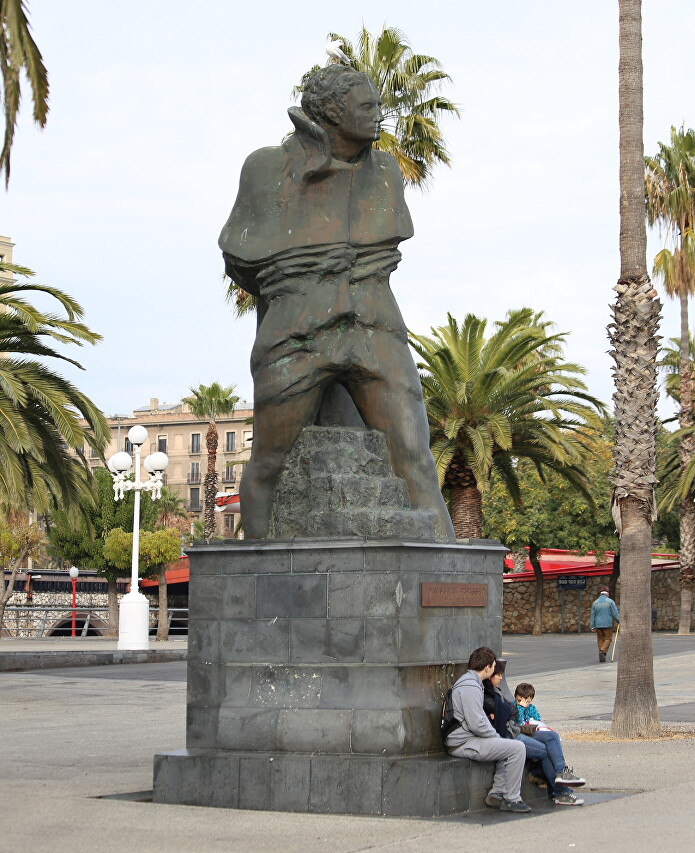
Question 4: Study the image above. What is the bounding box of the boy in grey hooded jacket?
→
[445,647,530,812]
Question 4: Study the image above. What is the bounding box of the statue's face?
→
[334,82,383,143]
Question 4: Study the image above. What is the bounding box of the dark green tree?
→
[483,430,616,635]
[46,468,158,636]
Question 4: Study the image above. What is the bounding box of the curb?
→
[0,649,188,672]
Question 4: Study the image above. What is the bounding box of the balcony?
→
[188,444,201,454]
[187,503,201,513]
[222,474,236,483]
[187,474,201,484]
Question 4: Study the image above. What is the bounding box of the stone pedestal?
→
[153,537,513,816]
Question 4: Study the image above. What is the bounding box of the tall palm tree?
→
[608,0,661,736]
[182,383,239,539]
[647,124,695,635]
[0,261,109,515]
[1,0,49,186]
[409,309,605,538]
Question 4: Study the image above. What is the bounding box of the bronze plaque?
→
[421,582,488,607]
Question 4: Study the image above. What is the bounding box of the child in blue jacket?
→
[513,682,587,805]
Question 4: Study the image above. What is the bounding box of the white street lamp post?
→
[107,425,169,650]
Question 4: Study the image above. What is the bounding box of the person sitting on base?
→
[513,682,586,806]
[445,647,532,813]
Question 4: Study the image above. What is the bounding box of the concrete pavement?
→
[1,636,694,852]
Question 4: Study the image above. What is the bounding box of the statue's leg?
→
[240,389,322,539]
[346,344,455,540]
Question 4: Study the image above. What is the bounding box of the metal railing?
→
[187,473,201,483]
[1,606,188,637]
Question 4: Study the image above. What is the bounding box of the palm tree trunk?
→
[610,0,660,737]
[106,578,118,638]
[156,565,168,641]
[449,482,482,538]
[677,292,695,633]
[204,421,219,540]
[529,542,544,636]
[611,497,660,734]
[678,498,695,633]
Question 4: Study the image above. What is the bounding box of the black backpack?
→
[440,686,461,741]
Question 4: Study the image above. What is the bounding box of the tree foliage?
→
[0,512,44,626]
[46,468,158,580]
[410,309,605,537]
[0,261,109,516]
[0,0,49,186]
[46,467,158,636]
[102,527,181,578]
[482,432,616,559]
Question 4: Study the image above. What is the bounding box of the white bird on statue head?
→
[325,39,351,65]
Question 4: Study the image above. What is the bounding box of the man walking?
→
[590,586,620,662]
[445,647,531,813]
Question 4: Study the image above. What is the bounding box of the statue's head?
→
[301,65,382,143]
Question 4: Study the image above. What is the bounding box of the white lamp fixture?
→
[106,425,169,651]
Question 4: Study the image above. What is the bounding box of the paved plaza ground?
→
[2,633,695,852]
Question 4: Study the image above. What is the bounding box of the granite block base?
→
[153,749,544,816]
[157,536,510,816]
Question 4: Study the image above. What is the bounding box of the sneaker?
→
[554,791,584,806]
[555,766,586,786]
[485,793,504,808]
[599,651,606,662]
[499,798,532,813]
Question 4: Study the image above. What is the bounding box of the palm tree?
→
[608,0,661,737]
[658,332,695,406]
[155,486,188,533]
[1,0,49,186]
[409,309,605,538]
[646,124,695,634]
[296,25,459,188]
[0,261,109,515]
[182,383,239,539]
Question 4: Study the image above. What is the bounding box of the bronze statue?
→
[220,65,454,540]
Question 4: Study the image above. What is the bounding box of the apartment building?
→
[85,397,253,536]
[0,234,15,276]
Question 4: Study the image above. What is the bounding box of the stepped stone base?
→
[153,750,545,816]
[270,427,444,540]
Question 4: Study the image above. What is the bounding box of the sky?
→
[3,0,694,420]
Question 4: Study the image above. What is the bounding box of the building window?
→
[223,463,235,483]
[189,462,200,483]
[90,446,99,458]
[191,433,201,454]
[243,430,253,448]
[158,435,167,453]
[224,514,236,533]
[124,438,133,453]
[189,487,200,511]
[225,431,236,452]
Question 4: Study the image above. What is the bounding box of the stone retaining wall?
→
[503,565,690,633]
